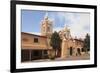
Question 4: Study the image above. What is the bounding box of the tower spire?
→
[64,24,68,31]
[41,12,53,37]
[44,12,48,20]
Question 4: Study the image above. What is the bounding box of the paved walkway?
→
[22,54,90,63]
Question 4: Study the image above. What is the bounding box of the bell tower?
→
[41,12,53,38]
[63,24,71,39]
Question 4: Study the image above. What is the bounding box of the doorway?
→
[69,47,73,56]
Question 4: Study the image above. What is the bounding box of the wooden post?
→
[29,50,31,61]
[42,50,44,59]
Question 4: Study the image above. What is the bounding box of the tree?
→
[50,31,62,58]
[83,33,90,53]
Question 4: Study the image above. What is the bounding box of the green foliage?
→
[83,33,90,52]
[50,31,62,50]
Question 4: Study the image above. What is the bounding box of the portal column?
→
[61,39,68,59]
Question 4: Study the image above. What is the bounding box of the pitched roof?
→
[21,32,47,38]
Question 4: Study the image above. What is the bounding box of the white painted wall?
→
[0,0,99,73]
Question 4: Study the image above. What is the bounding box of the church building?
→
[21,13,84,62]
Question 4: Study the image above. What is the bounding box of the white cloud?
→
[41,12,90,39]
[57,12,90,38]
[53,27,63,32]
[27,32,41,35]
[67,13,90,38]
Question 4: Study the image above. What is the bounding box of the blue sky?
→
[21,10,90,38]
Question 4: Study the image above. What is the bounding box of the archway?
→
[77,48,81,55]
[69,47,73,56]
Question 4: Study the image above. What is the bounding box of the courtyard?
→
[22,53,90,63]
